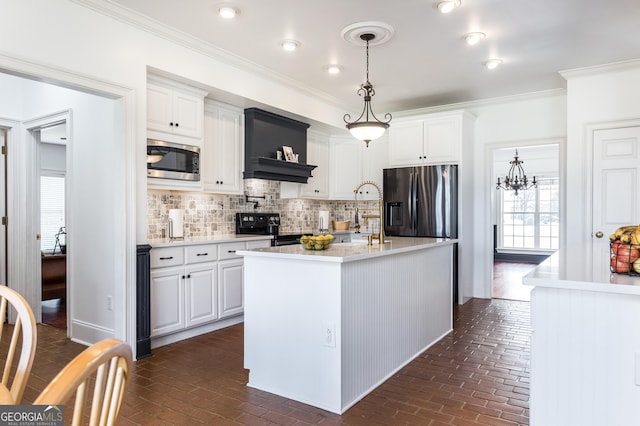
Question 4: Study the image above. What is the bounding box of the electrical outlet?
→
[107,296,113,311]
[322,322,335,347]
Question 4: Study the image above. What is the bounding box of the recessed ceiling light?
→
[483,58,503,70]
[436,0,461,14]
[280,39,300,52]
[463,32,486,46]
[326,65,343,75]
[218,6,239,19]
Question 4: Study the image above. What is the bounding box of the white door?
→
[592,126,640,275]
[0,129,5,286]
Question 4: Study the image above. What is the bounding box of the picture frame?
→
[282,146,295,162]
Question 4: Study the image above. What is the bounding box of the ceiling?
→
[108,0,639,114]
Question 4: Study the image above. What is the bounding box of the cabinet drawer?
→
[150,247,184,268]
[185,244,218,264]
[218,242,246,260]
[246,239,271,249]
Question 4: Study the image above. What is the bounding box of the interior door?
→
[592,126,640,275]
[0,129,6,286]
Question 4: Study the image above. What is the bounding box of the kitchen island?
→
[523,253,640,426]
[237,237,456,414]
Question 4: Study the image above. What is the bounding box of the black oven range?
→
[235,213,304,246]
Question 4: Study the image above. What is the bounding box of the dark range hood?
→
[243,108,316,183]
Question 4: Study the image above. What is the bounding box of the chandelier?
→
[343,33,391,147]
[496,149,537,196]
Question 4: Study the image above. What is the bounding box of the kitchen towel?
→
[168,209,184,239]
[318,210,330,231]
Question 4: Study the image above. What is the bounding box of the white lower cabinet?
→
[185,262,218,327]
[150,266,185,336]
[150,238,271,344]
[150,260,218,337]
[218,259,244,318]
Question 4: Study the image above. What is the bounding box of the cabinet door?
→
[147,84,174,135]
[216,106,243,193]
[329,136,363,199]
[300,133,329,198]
[150,266,185,336]
[361,136,388,200]
[185,263,218,327]
[202,103,243,194]
[388,120,425,166]
[423,116,460,164]
[218,259,244,318]
[172,91,203,139]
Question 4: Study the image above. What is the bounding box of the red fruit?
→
[613,243,640,264]
[611,255,631,273]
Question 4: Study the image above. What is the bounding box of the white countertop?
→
[523,252,640,296]
[149,234,272,248]
[237,236,457,263]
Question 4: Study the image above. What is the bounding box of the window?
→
[40,174,65,253]
[500,178,559,250]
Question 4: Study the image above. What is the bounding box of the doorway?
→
[490,143,560,301]
[38,123,68,330]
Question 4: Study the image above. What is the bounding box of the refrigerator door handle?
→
[411,171,418,234]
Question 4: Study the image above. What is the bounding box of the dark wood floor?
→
[20,297,530,425]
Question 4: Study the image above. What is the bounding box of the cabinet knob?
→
[175,123,179,127]
[159,256,174,260]
[169,122,174,127]
[595,231,604,238]
[196,253,208,256]
[220,181,223,184]
[187,274,190,278]
[181,275,185,279]
[228,250,236,253]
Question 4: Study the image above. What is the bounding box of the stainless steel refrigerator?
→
[383,165,458,238]
[384,165,459,303]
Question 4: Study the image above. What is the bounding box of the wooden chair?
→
[34,338,132,426]
[0,285,37,404]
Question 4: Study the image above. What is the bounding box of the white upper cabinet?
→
[147,75,207,144]
[329,134,388,200]
[281,130,330,199]
[389,111,471,166]
[202,100,244,194]
[300,131,329,198]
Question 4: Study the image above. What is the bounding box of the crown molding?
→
[392,88,567,118]
[560,59,640,80]
[71,0,347,109]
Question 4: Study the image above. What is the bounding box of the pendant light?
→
[496,149,537,196]
[343,33,391,147]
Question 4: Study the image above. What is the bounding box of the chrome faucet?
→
[353,180,385,245]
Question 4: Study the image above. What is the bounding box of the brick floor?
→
[21,298,530,425]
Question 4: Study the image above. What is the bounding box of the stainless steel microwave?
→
[147,139,200,181]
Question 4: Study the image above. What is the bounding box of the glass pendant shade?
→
[347,122,388,145]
